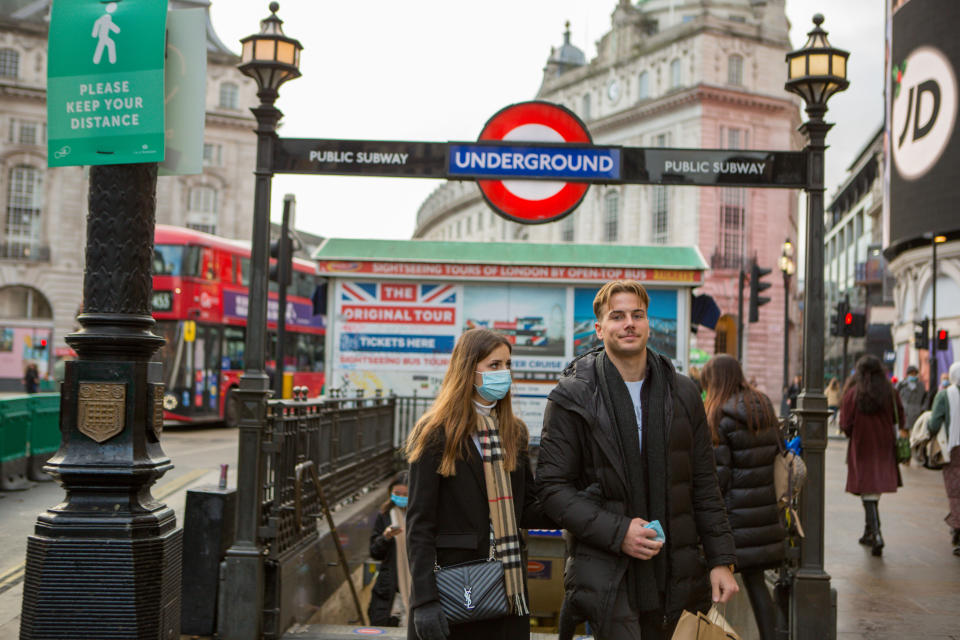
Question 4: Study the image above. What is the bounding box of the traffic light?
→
[830,299,849,337]
[829,310,840,336]
[847,312,867,338]
[36,337,47,352]
[915,318,930,350]
[937,329,950,350]
[748,260,772,323]
[268,235,293,286]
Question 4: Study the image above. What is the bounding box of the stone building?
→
[413,0,802,401]
[0,0,258,389]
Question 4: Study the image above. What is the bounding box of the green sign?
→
[47,0,168,167]
[159,9,206,176]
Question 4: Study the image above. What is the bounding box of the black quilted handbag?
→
[434,554,508,625]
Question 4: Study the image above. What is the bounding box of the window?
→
[202,143,222,167]
[722,126,747,150]
[637,71,649,100]
[561,216,575,242]
[466,216,472,235]
[8,120,41,145]
[0,49,19,78]
[456,220,462,238]
[728,55,743,85]
[5,165,43,252]
[152,245,185,276]
[670,58,682,89]
[582,93,591,120]
[719,188,745,263]
[603,191,619,242]
[187,186,218,235]
[477,212,483,231]
[219,82,238,109]
[652,186,669,244]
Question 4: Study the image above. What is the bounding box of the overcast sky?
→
[208,1,885,241]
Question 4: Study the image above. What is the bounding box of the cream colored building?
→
[0,0,257,389]
[413,0,802,401]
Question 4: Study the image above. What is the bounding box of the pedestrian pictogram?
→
[92,3,121,65]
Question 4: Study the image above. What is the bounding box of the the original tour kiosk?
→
[314,237,707,630]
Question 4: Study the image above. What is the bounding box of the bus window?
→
[153,245,184,276]
[239,258,250,287]
[200,248,217,281]
[294,272,314,298]
[311,334,324,372]
[224,326,245,370]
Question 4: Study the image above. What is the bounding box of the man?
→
[537,280,738,639]
[897,365,927,436]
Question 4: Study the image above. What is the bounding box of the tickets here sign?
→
[47,0,168,167]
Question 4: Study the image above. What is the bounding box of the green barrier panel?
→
[0,395,31,490]
[28,393,60,482]
[39,379,56,392]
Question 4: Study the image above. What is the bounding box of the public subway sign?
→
[47,0,168,167]
[272,100,808,224]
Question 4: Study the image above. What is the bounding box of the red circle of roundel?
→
[476,101,592,225]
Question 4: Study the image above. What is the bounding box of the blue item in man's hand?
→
[645,519,665,542]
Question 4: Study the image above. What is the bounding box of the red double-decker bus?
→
[152,225,325,426]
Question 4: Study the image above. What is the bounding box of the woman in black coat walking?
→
[702,355,786,640]
[404,328,551,640]
[368,472,411,627]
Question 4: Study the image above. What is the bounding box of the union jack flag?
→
[340,282,457,304]
[419,284,456,304]
[340,282,377,302]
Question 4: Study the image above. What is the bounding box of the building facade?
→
[0,0,258,389]
[824,128,897,381]
[413,0,802,401]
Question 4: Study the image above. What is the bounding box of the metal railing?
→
[0,241,50,261]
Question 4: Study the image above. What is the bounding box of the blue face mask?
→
[908,375,918,383]
[475,369,512,401]
[390,493,408,508]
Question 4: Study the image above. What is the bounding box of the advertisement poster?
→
[573,287,678,359]
[332,281,461,396]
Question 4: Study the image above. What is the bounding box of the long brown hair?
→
[405,329,528,476]
[851,354,894,415]
[701,354,776,444]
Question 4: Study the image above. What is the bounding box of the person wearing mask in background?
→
[840,355,905,557]
[897,366,927,436]
[405,328,552,640]
[927,362,960,556]
[701,354,785,640]
[368,472,411,627]
[537,280,738,640]
[23,362,39,394]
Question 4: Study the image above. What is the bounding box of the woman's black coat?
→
[712,393,786,571]
[405,432,553,640]
[368,509,400,626]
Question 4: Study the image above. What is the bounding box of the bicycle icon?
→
[53,146,71,159]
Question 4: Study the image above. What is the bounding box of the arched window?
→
[0,49,19,78]
[728,54,743,85]
[603,191,619,242]
[219,82,239,109]
[0,285,52,319]
[670,58,682,89]
[582,93,592,120]
[5,165,43,257]
[637,71,650,100]
[187,186,218,234]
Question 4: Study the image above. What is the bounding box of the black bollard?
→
[20,163,182,640]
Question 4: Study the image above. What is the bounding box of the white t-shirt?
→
[625,379,644,453]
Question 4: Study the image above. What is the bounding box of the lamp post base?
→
[790,568,836,640]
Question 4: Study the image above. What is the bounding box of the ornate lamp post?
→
[784,14,849,640]
[780,238,795,409]
[219,4,302,639]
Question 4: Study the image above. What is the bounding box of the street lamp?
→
[783,14,848,640]
[780,238,795,410]
[220,4,302,640]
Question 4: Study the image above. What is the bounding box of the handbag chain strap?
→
[433,532,497,573]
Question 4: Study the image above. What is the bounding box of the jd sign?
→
[47,0,168,167]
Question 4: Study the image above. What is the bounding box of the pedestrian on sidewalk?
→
[927,361,960,556]
[404,328,551,640]
[701,354,785,640]
[368,471,411,627]
[537,279,738,640]
[23,362,39,394]
[897,366,927,435]
[840,354,905,557]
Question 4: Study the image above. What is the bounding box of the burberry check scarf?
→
[477,412,529,616]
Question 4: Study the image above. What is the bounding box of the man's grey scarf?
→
[596,350,669,613]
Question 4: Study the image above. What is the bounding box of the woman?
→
[701,355,785,640]
[928,362,960,556]
[839,355,904,557]
[368,472,411,627]
[405,329,550,640]
[825,377,841,414]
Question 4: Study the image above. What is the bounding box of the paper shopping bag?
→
[670,608,741,640]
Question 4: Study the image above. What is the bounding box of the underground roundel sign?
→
[452,101,600,224]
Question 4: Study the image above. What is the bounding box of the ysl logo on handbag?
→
[463,586,474,610]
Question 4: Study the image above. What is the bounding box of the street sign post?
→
[47,0,168,167]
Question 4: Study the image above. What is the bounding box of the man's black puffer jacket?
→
[536,348,736,632]
[712,393,786,571]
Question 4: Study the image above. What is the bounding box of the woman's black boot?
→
[858,501,875,546]
[865,501,884,556]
